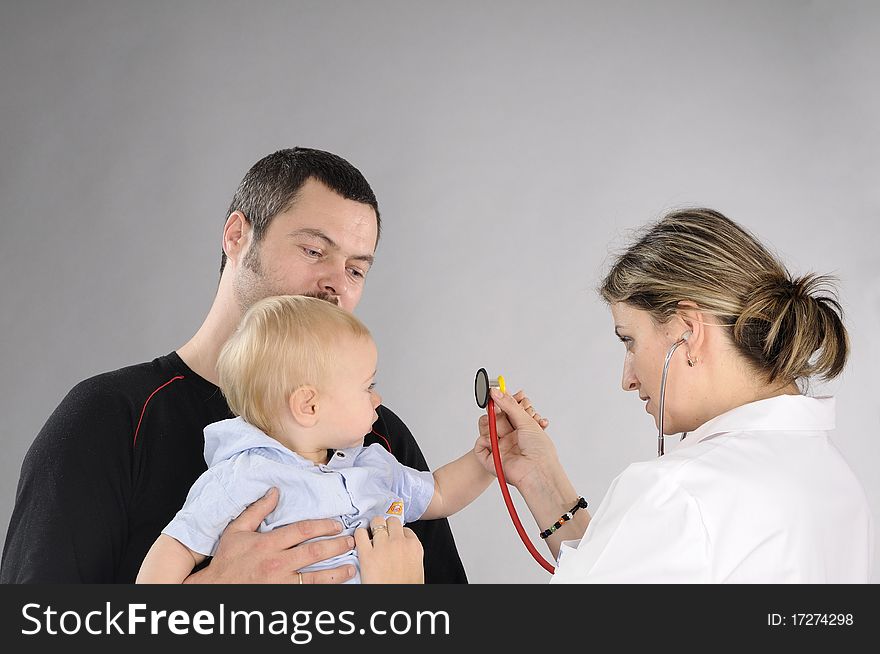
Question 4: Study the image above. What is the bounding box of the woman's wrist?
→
[514,457,574,505]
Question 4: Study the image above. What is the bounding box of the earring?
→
[687,352,697,367]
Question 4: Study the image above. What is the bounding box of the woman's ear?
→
[288,386,319,428]
[676,301,707,362]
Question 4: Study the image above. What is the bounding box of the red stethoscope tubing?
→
[487,398,556,574]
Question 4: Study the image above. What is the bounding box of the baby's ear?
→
[288,386,319,428]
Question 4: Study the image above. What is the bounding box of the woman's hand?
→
[356,516,424,584]
[474,389,559,489]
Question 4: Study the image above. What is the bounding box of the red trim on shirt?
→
[133,375,185,447]
[371,429,392,453]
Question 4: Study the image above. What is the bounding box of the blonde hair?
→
[217,295,372,436]
[600,208,849,384]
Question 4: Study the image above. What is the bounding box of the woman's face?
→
[610,302,693,435]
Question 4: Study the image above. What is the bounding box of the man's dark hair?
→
[220,147,381,275]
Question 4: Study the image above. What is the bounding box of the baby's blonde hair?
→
[217,295,372,436]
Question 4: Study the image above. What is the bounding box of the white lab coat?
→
[551,395,874,583]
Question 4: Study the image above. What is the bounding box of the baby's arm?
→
[421,389,547,520]
[420,450,493,520]
[136,534,207,584]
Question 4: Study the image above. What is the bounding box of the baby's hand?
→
[511,389,549,429]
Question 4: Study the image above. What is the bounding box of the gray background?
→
[1,0,878,584]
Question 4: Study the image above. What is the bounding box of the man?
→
[1,147,468,583]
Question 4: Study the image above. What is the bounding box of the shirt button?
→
[336,451,345,458]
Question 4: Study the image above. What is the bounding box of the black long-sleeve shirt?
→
[1,352,467,583]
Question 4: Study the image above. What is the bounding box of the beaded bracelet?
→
[539,497,588,539]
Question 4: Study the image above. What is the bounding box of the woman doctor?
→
[473,208,873,583]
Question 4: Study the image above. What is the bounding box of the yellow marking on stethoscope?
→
[497,375,506,394]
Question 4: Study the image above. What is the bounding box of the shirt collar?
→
[204,416,363,469]
[675,394,835,451]
[323,445,364,469]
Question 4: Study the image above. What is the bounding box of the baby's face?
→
[318,335,382,449]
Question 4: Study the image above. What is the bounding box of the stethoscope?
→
[475,368,556,573]
[474,331,692,573]
[657,330,692,457]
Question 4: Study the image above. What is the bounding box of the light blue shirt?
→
[163,417,435,583]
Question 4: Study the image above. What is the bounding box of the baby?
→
[137,294,494,583]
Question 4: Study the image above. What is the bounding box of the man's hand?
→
[356,516,424,584]
[183,487,356,584]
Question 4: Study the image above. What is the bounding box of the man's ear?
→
[288,386,319,428]
[675,300,707,360]
[222,211,252,269]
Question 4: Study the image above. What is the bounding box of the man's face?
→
[233,178,378,313]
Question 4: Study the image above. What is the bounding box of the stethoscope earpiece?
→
[657,332,693,457]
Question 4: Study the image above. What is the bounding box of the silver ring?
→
[372,525,389,535]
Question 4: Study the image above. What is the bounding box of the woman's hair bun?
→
[734,273,848,383]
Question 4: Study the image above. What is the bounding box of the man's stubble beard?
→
[234,241,339,311]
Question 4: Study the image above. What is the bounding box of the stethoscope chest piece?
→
[475,368,506,409]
